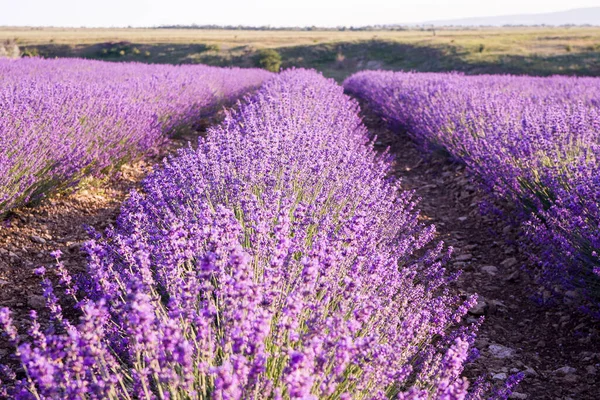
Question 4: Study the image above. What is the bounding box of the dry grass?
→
[2,26,599,79]
[2,26,600,53]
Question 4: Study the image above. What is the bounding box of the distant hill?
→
[421,7,600,27]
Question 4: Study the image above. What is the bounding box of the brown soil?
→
[362,111,600,399]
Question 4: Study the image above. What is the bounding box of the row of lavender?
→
[344,71,600,314]
[0,58,271,215]
[0,70,518,398]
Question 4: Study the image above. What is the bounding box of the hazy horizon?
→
[2,1,600,28]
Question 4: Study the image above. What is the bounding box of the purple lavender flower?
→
[345,70,600,316]
[1,69,495,399]
[0,58,271,215]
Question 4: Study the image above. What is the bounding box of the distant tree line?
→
[154,24,411,31]
[153,23,597,31]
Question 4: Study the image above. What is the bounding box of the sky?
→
[1,0,599,28]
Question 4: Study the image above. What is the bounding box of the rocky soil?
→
[363,111,600,399]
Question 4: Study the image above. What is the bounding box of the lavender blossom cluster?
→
[0,58,271,215]
[0,70,514,399]
[344,70,600,314]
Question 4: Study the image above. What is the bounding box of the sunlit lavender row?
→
[0,58,271,215]
[0,70,521,399]
[344,70,600,314]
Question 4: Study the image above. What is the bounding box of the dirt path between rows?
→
[361,110,600,399]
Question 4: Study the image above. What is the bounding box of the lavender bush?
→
[344,70,600,313]
[0,57,271,215]
[0,70,514,399]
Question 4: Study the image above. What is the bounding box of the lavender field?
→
[0,53,599,399]
[0,58,271,215]
[344,71,600,315]
[0,66,520,399]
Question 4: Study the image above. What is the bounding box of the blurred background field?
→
[2,26,600,80]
